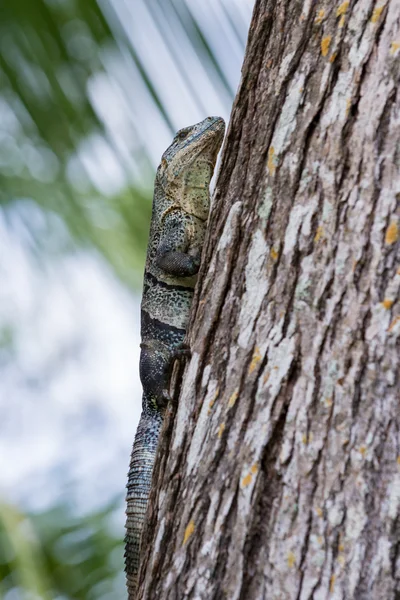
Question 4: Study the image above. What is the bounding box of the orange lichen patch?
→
[183,520,195,545]
[397,267,400,275]
[336,1,348,28]
[330,51,338,62]
[397,455,400,466]
[338,542,345,552]
[390,42,400,55]
[321,36,332,57]
[314,225,324,242]
[316,507,323,517]
[382,298,394,309]
[388,316,400,332]
[270,247,279,260]
[217,422,225,438]
[330,574,336,593]
[359,446,367,457]
[385,221,399,245]
[263,371,270,384]
[228,389,239,408]
[241,465,258,488]
[336,1,349,16]
[315,9,325,24]
[267,146,276,175]
[208,387,220,415]
[324,397,333,407]
[371,5,384,23]
[287,551,296,568]
[248,347,262,374]
[241,473,253,488]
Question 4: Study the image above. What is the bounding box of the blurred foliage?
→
[0,0,155,286]
[0,499,124,599]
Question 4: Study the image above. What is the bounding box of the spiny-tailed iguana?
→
[125,116,225,598]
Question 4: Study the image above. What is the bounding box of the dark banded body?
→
[125,116,225,598]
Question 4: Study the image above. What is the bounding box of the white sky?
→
[0,213,141,520]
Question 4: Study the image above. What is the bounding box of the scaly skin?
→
[125,116,225,598]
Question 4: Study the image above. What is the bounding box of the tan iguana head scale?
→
[157,116,225,220]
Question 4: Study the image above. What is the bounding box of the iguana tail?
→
[125,399,164,599]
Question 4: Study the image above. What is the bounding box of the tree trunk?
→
[138,0,400,598]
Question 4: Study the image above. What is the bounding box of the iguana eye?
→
[176,127,191,141]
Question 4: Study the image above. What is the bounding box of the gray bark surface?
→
[138,0,400,598]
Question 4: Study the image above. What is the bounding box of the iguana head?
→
[157,116,225,221]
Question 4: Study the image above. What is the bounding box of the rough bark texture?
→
[138,0,400,598]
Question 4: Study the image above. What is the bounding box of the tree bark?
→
[138,0,400,598]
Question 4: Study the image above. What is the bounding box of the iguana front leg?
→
[155,211,201,277]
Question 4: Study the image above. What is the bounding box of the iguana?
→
[125,116,225,598]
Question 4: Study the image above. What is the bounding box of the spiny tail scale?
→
[125,116,225,598]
